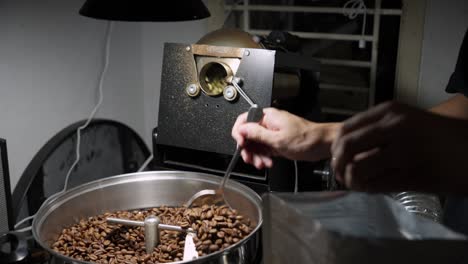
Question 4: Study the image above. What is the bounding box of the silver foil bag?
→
[262,192,468,264]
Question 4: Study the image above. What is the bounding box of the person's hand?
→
[232,107,340,169]
[331,101,468,193]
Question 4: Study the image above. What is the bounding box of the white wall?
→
[0,0,146,189]
[0,0,212,190]
[417,0,468,108]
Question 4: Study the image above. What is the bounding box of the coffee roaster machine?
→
[152,28,330,194]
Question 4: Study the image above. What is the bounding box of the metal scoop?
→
[185,105,263,208]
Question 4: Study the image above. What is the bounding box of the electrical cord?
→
[63,21,113,192]
[342,0,367,49]
[14,225,32,233]
[13,21,114,232]
[13,214,35,230]
[294,160,299,193]
[137,154,154,172]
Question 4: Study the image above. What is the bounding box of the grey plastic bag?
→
[262,192,468,264]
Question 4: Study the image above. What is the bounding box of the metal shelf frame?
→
[226,1,402,116]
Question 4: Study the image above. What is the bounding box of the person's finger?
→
[344,163,361,190]
[335,148,375,183]
[262,107,280,117]
[243,141,273,156]
[241,149,253,165]
[338,102,394,136]
[240,149,272,169]
[344,163,375,192]
[260,107,284,128]
[232,112,248,145]
[238,123,278,148]
[332,123,392,181]
[259,154,273,168]
[341,148,386,190]
[344,164,389,192]
[253,154,264,169]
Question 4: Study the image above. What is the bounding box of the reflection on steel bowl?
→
[33,171,262,264]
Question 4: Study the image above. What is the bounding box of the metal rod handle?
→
[232,78,255,107]
[159,224,185,232]
[106,217,191,232]
[106,217,144,227]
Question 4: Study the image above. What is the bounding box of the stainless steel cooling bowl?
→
[32,171,263,264]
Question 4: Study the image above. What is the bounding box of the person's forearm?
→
[304,122,342,161]
[430,94,468,120]
[322,122,342,147]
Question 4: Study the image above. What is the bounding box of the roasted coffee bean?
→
[240,225,251,234]
[216,231,225,238]
[206,210,213,219]
[209,244,219,251]
[53,205,252,263]
[213,215,224,221]
[221,228,234,236]
[217,222,228,228]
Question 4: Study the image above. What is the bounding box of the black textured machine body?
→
[157,43,275,155]
[154,30,324,194]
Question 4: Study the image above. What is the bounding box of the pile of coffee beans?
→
[52,205,253,263]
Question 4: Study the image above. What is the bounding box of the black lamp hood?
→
[79,0,211,22]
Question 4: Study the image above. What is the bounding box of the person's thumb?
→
[238,123,277,147]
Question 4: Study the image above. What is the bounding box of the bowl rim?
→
[32,170,263,264]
